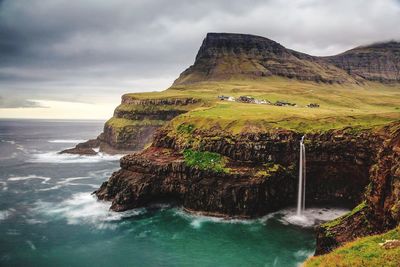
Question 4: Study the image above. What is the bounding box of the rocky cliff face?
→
[325,41,400,83]
[61,96,200,155]
[96,147,295,217]
[315,122,400,254]
[174,33,353,85]
[95,124,388,219]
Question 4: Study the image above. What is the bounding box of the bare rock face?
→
[315,122,400,255]
[173,33,354,85]
[95,147,295,217]
[325,42,400,83]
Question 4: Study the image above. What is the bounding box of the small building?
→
[275,100,296,107]
[218,95,230,101]
[260,99,271,105]
[307,103,320,108]
[238,96,255,103]
[218,95,236,102]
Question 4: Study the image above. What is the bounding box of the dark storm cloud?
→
[0,0,399,109]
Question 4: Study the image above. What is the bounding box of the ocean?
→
[0,119,347,267]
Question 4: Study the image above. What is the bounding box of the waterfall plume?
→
[297,136,306,216]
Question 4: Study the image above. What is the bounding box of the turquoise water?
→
[0,120,345,267]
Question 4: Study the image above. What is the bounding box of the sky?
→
[0,0,399,119]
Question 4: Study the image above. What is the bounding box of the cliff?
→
[314,122,400,255]
[61,95,201,155]
[95,124,385,215]
[325,41,400,83]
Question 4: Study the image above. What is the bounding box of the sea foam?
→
[48,139,86,143]
[8,175,51,184]
[32,192,144,229]
[29,151,124,164]
[269,207,349,227]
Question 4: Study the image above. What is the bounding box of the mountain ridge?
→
[174,33,400,85]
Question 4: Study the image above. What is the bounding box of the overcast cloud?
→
[0,0,399,116]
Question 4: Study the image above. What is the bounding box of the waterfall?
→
[296,136,306,216]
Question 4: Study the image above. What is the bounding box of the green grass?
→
[304,227,400,267]
[115,77,400,134]
[183,149,228,173]
[177,123,195,134]
[322,201,367,230]
[255,163,285,177]
[105,117,164,130]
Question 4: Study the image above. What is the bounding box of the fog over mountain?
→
[0,0,399,118]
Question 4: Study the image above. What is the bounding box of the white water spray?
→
[296,136,306,216]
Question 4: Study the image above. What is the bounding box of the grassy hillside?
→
[304,227,400,267]
[123,77,400,133]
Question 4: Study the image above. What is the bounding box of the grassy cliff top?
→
[121,77,400,133]
[304,226,400,267]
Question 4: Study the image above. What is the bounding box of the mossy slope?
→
[304,227,400,267]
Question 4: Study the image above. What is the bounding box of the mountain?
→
[173,33,354,85]
[325,41,400,83]
[174,33,400,85]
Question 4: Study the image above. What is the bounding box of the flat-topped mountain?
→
[174,33,400,85]
[174,33,352,85]
[325,41,400,83]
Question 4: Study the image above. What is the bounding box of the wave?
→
[173,206,349,229]
[48,139,86,143]
[0,181,8,191]
[0,140,16,145]
[8,175,51,184]
[26,240,36,250]
[267,207,349,227]
[0,208,15,221]
[32,192,144,229]
[36,185,63,192]
[87,169,116,179]
[28,151,124,164]
[57,176,91,184]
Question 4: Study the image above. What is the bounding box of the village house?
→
[274,100,296,107]
[218,95,235,101]
[307,103,320,108]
